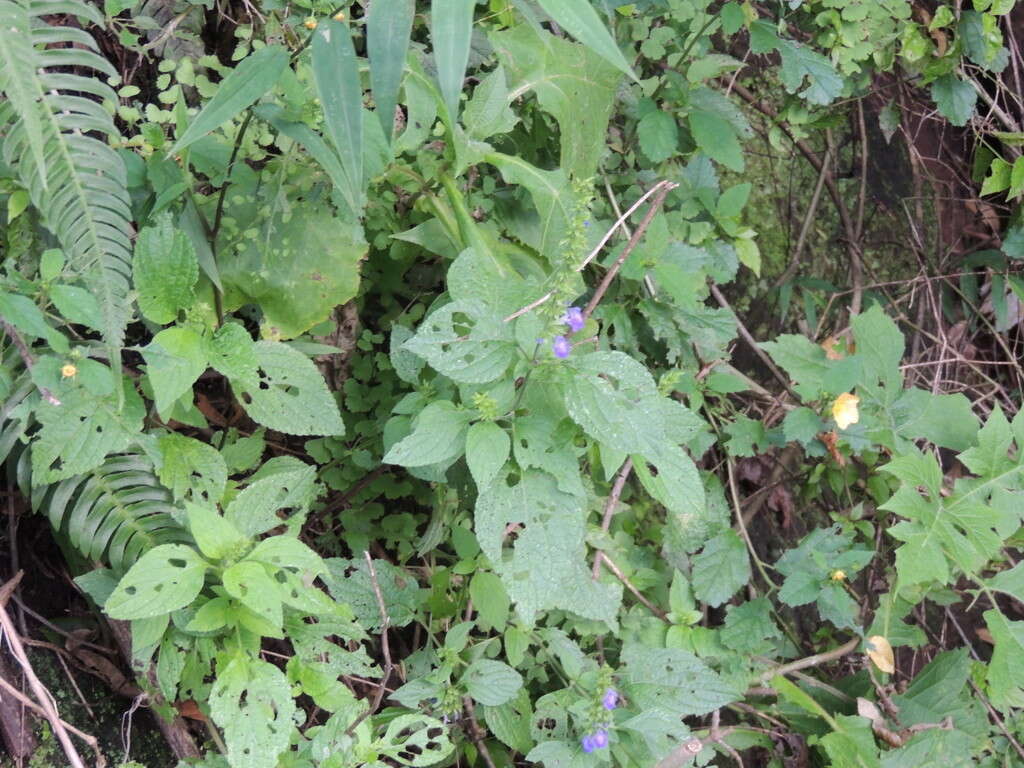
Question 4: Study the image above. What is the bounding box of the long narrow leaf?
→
[368,0,415,144]
[431,0,475,122]
[170,45,289,155]
[535,0,638,82]
[312,20,363,214]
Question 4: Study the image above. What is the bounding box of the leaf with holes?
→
[32,384,145,484]
[232,341,344,437]
[157,433,228,505]
[105,544,208,620]
[209,655,296,768]
[225,456,320,537]
[403,300,517,385]
[378,713,454,767]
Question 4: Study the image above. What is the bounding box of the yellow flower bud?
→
[61,363,77,379]
[304,17,318,29]
[830,569,846,582]
[832,392,860,430]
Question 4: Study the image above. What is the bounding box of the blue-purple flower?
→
[562,306,585,333]
[553,335,571,358]
[602,689,618,711]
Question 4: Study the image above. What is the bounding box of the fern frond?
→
[35,452,192,573]
[0,0,133,355]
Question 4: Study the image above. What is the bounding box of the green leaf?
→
[491,23,620,179]
[312,20,363,212]
[157,433,228,505]
[464,66,518,140]
[133,212,199,324]
[463,659,522,706]
[431,0,475,121]
[384,400,471,467]
[209,656,296,768]
[141,327,208,418]
[475,469,622,627]
[233,341,345,437]
[465,421,510,488]
[637,110,678,163]
[367,0,414,143]
[931,74,977,127]
[689,110,743,171]
[324,557,420,630]
[170,45,288,154]
[691,530,750,607]
[105,544,208,620]
[49,285,103,333]
[534,0,636,82]
[186,502,248,561]
[225,456,319,537]
[32,385,145,484]
[621,644,742,715]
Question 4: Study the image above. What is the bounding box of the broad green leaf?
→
[621,644,742,715]
[141,326,208,417]
[186,502,248,561]
[170,45,288,154]
[431,0,475,121]
[690,530,750,607]
[462,659,522,706]
[324,557,420,630]
[105,544,208,619]
[637,110,678,163]
[475,469,622,627]
[49,285,103,332]
[492,24,620,179]
[534,0,637,82]
[367,0,415,143]
[133,212,199,324]
[209,656,296,768]
[465,421,510,488]
[225,456,320,537]
[232,341,345,437]
[383,400,471,467]
[218,199,365,340]
[312,20,363,213]
[31,384,145,484]
[158,433,228,504]
[931,74,977,127]
[464,66,518,140]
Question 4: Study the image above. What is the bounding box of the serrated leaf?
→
[384,400,471,468]
[171,45,288,154]
[463,659,522,706]
[465,421,510,487]
[367,0,414,143]
[142,326,208,417]
[475,469,622,627]
[691,530,750,607]
[209,656,295,768]
[105,544,208,620]
[158,433,228,504]
[133,212,199,323]
[431,0,475,121]
[32,384,145,484]
[233,341,344,437]
[638,110,678,163]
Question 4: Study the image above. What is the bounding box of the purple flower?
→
[562,306,585,333]
[552,335,571,358]
[602,689,618,711]
[581,734,597,753]
[592,729,609,749]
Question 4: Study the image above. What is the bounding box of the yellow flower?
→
[832,392,860,430]
[830,569,846,582]
[61,363,77,379]
[303,17,318,29]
